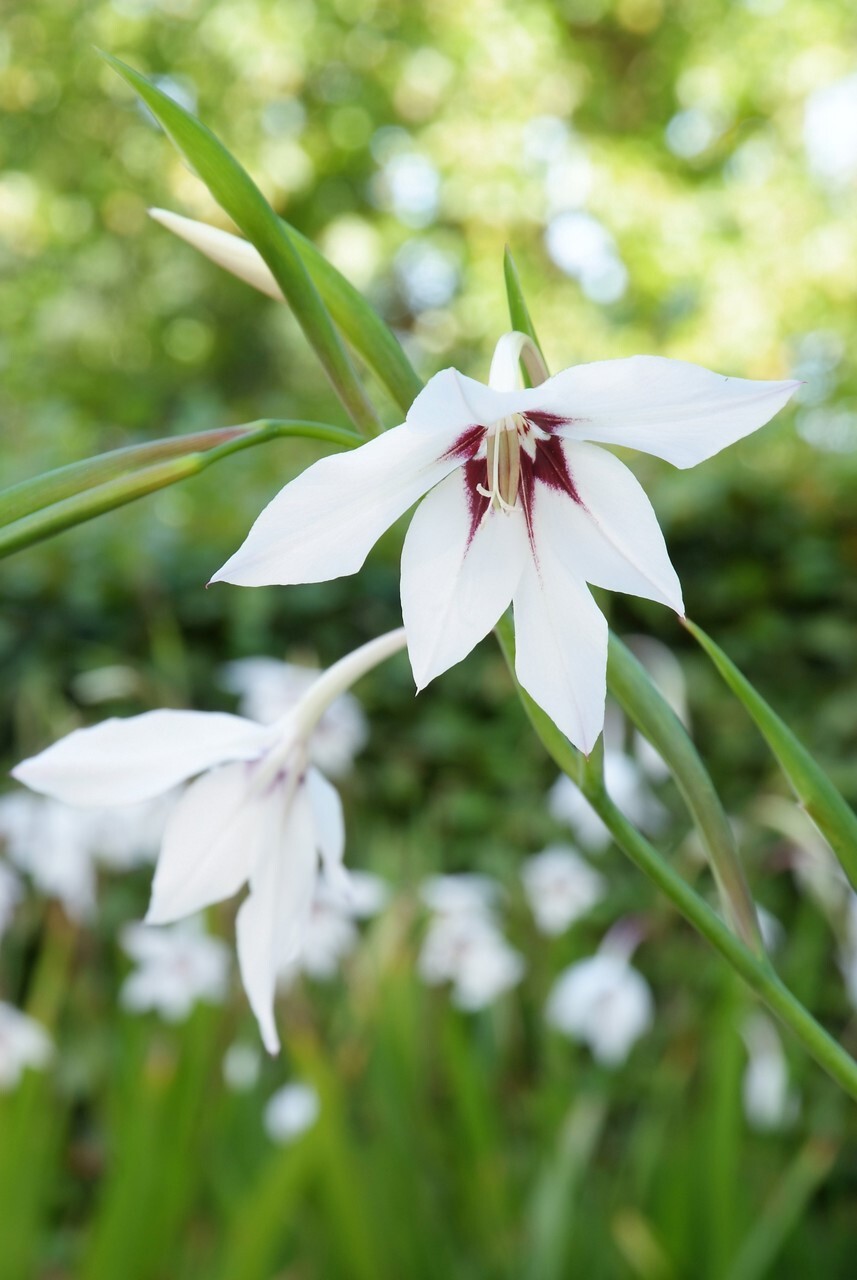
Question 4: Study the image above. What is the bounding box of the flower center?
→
[477,416,523,513]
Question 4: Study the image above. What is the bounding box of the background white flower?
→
[521,845,606,936]
[418,876,524,1010]
[741,1013,800,1131]
[0,1002,53,1091]
[0,861,23,942]
[286,871,389,982]
[549,750,667,854]
[222,1042,262,1093]
[0,791,171,922]
[420,873,500,918]
[119,921,231,1021]
[220,657,368,777]
[264,1082,320,1144]
[546,941,654,1066]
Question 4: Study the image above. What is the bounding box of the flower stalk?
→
[495,613,857,1100]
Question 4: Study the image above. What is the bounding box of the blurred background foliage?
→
[2,0,857,1275]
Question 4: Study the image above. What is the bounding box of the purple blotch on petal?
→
[443,424,485,462]
[462,459,491,548]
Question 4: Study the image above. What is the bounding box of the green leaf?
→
[0,419,359,558]
[685,618,857,892]
[608,634,763,953]
[286,222,424,414]
[100,52,381,436]
[503,247,546,388]
[495,614,857,1102]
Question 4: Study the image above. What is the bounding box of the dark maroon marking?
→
[533,436,584,503]
[462,457,491,549]
[518,438,586,555]
[442,423,484,462]
[524,410,578,434]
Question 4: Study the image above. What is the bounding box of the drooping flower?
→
[521,845,606,936]
[545,926,653,1066]
[12,630,406,1053]
[119,920,231,1021]
[264,1082,320,1144]
[220,656,368,777]
[208,329,795,751]
[0,1003,53,1091]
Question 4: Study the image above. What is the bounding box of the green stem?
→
[608,634,763,953]
[0,419,359,559]
[494,615,857,1101]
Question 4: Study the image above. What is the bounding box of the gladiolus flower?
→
[12,630,405,1052]
[208,322,797,751]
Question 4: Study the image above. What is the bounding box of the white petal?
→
[12,711,267,807]
[146,762,277,924]
[305,767,347,892]
[407,367,512,434]
[149,209,284,300]
[536,356,799,468]
[212,423,464,588]
[235,783,318,1054]
[513,544,608,755]
[401,471,528,689]
[541,441,684,612]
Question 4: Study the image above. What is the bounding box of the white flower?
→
[549,750,667,852]
[200,322,794,752]
[13,630,406,1053]
[0,790,171,921]
[119,920,231,1021]
[420,873,499,918]
[222,1042,262,1092]
[220,657,367,777]
[264,1082,320,1144]
[0,861,23,941]
[0,793,98,921]
[546,944,653,1066]
[741,1013,800,1131]
[292,900,358,981]
[0,1003,53,1091]
[419,905,524,1010]
[521,846,606,936]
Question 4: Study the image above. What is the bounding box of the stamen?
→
[481,416,522,513]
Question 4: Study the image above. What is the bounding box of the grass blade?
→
[685,619,857,893]
[608,634,763,953]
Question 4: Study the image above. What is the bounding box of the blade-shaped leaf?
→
[150,208,424,416]
[686,618,857,890]
[607,634,763,952]
[503,247,547,389]
[0,419,359,558]
[101,53,381,436]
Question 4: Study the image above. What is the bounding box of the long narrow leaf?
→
[101,53,381,436]
[685,618,857,892]
[150,208,423,415]
[0,419,359,558]
[503,246,545,388]
[608,634,763,952]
